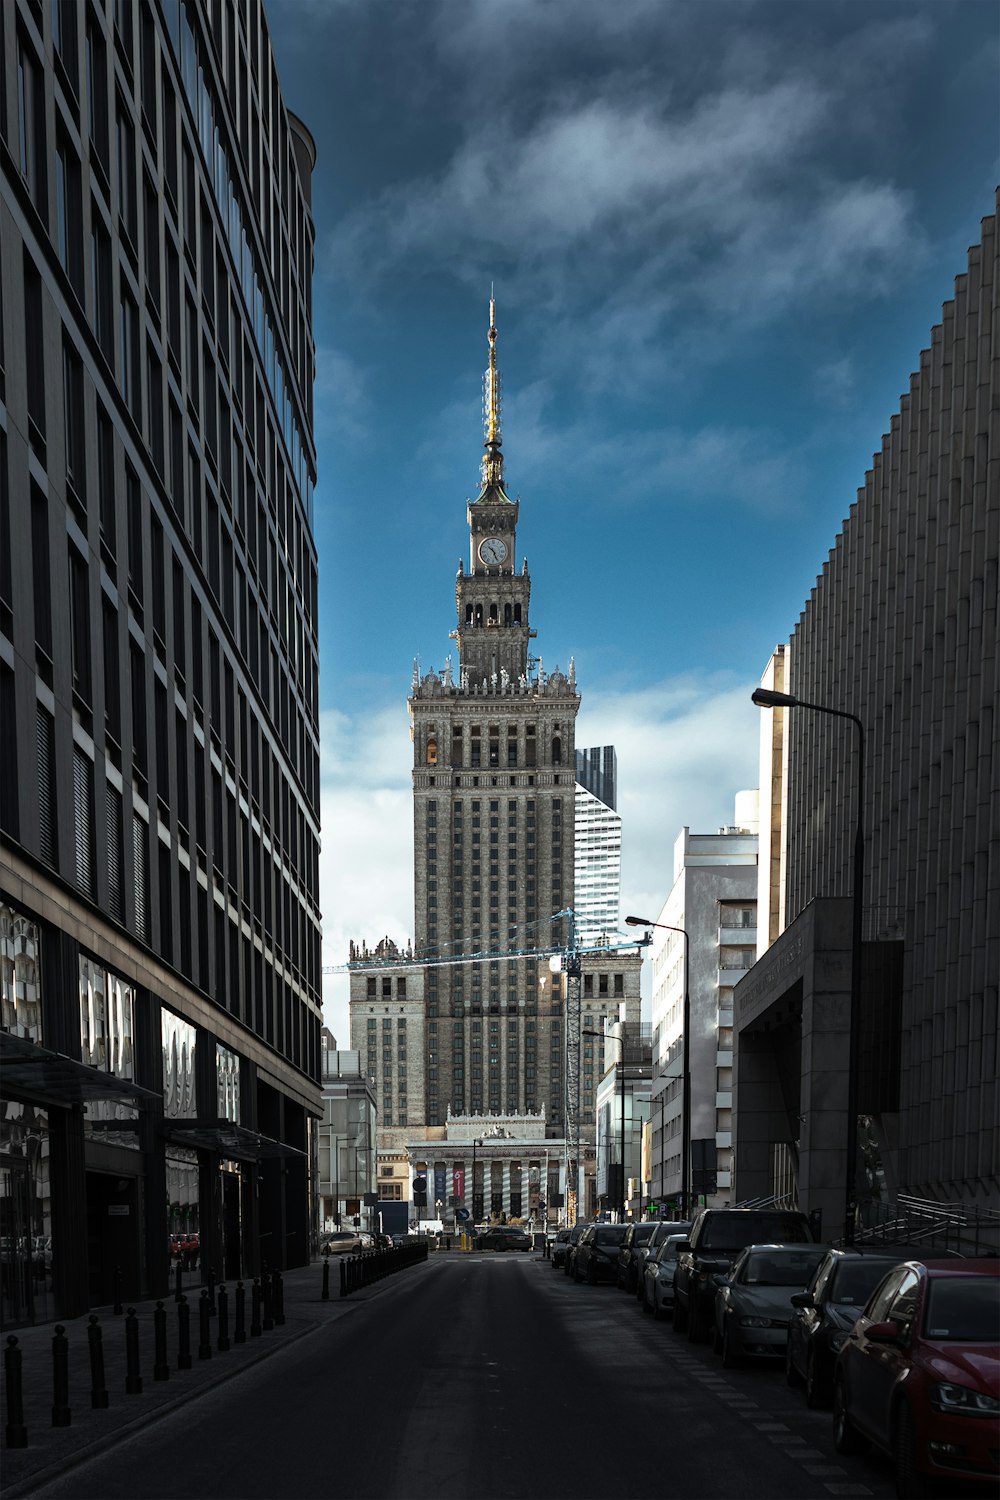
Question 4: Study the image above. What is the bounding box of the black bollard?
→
[198,1289,212,1360]
[262,1269,274,1332]
[174,1258,183,1303]
[153,1301,170,1381]
[124,1308,142,1395]
[113,1265,124,1316]
[177,1294,192,1371]
[234,1281,247,1344]
[273,1269,285,1326]
[339,1258,347,1298]
[217,1284,230,1352]
[88,1316,109,1409]
[4,1336,28,1448]
[207,1264,217,1315]
[250,1277,262,1337]
[321,1259,330,1301]
[51,1325,71,1427]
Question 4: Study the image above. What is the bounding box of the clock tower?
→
[406,298,581,1134]
[454,297,533,687]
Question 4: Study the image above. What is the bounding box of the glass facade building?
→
[0,0,322,1325]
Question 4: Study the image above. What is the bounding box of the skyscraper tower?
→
[575,747,622,947]
[406,299,581,1134]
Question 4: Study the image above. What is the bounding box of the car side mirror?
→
[865,1320,900,1345]
[790,1292,812,1308]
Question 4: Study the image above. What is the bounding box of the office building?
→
[735,203,998,1232]
[318,1031,376,1235]
[0,0,322,1326]
[574,745,621,948]
[648,795,758,1211]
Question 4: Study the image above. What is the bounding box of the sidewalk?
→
[1,1259,415,1497]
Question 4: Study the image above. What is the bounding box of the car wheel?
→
[894,1402,934,1499]
[833,1374,868,1456]
[805,1351,829,1410]
[785,1339,804,1389]
[721,1320,741,1369]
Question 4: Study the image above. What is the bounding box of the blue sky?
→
[264,0,998,1041]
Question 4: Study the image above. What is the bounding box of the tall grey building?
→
[736,201,998,1232]
[1,0,322,1327]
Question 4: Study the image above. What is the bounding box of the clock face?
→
[479,536,508,565]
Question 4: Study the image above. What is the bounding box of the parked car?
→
[787,1245,945,1408]
[712,1242,829,1367]
[833,1259,999,1498]
[633,1221,691,1301]
[563,1224,588,1278]
[550,1229,573,1268]
[617,1222,660,1292]
[573,1224,629,1284]
[673,1207,816,1342]
[640,1233,688,1318]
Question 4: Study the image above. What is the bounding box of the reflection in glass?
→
[1,1101,53,1326]
[1,903,43,1043]
[162,1010,197,1118]
[79,957,139,1147]
[166,1146,200,1270]
[216,1043,240,1121]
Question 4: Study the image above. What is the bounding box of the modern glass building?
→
[574,745,621,948]
[0,0,322,1325]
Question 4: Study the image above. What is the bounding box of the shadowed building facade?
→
[736,203,999,1233]
[1,0,322,1325]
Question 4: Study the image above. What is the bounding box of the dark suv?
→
[673,1208,815,1342]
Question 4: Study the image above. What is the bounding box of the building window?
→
[0,903,43,1044]
[216,1043,241,1122]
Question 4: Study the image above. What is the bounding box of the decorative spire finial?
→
[481,292,504,490]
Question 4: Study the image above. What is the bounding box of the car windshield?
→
[700,1214,811,1250]
[925,1276,999,1341]
[596,1227,627,1245]
[744,1249,826,1285]
[657,1241,680,1263]
[831,1259,900,1306]
[633,1224,657,1244]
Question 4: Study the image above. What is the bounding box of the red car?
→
[833,1258,999,1498]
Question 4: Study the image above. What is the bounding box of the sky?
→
[263,0,999,1045]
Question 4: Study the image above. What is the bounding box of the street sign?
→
[455,1207,471,1222]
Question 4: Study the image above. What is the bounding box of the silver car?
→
[713,1243,829,1366]
[640,1233,688,1318]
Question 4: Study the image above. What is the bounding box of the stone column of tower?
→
[408,298,581,1136]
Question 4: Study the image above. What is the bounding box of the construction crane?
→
[321,911,650,1225]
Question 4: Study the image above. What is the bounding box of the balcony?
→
[718,967,751,988]
[715,1090,732,1108]
[715,1131,732,1149]
[719,925,757,946]
[716,1050,733,1067]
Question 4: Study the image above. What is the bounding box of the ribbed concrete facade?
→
[782,201,998,1207]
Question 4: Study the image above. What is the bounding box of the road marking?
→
[823,1486,872,1496]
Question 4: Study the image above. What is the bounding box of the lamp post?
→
[625,916,689,1219]
[751,686,864,1247]
[583,1029,626,1222]
[471,1134,486,1223]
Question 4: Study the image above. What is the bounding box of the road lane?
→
[28,1254,895,1500]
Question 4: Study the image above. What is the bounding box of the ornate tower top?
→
[478,293,510,500]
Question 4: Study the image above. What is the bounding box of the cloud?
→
[319,671,761,1036]
[313,346,372,450]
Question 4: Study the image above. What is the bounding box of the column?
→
[502,1158,511,1218]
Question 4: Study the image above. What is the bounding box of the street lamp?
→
[625,915,690,1219]
[751,686,864,1246]
[583,1029,626,1222]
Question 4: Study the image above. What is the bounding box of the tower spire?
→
[480,292,504,492]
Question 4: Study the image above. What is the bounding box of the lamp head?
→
[624,915,652,927]
[751,688,799,709]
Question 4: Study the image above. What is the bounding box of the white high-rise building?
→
[575,747,621,948]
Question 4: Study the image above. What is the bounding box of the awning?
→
[162,1120,306,1161]
[0,1032,161,1107]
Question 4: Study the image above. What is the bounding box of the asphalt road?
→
[28,1254,896,1500]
